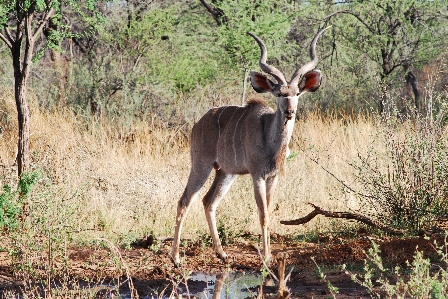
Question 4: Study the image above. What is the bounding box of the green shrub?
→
[346,239,448,298]
[0,185,21,230]
[0,171,40,231]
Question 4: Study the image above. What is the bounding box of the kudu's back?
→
[190,100,275,176]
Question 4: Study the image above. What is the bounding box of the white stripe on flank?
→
[239,118,246,167]
[233,108,247,166]
[215,107,228,164]
[201,117,205,154]
[224,108,238,161]
[217,107,228,139]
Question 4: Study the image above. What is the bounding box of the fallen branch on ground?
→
[280,203,406,236]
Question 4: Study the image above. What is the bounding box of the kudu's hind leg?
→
[202,170,237,262]
[172,166,212,265]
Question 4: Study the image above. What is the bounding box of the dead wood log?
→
[280,203,406,236]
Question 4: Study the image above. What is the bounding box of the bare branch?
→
[199,0,227,26]
[5,27,14,43]
[26,12,33,43]
[324,10,378,34]
[256,246,278,281]
[33,7,55,41]
[0,32,12,49]
[22,11,35,77]
[281,203,406,236]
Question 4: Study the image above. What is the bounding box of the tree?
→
[324,0,447,113]
[0,0,101,177]
[199,0,303,103]
[200,0,299,69]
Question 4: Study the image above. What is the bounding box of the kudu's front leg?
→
[253,176,272,262]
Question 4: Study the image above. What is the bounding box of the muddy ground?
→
[0,231,443,298]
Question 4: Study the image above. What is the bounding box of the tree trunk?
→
[1,4,53,178]
[15,76,31,177]
[406,70,422,112]
[11,26,34,178]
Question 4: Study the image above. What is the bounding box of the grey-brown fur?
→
[192,99,287,177]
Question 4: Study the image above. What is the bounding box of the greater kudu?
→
[172,27,330,265]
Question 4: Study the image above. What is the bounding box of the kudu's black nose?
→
[285,109,295,119]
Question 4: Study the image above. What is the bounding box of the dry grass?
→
[0,86,384,245]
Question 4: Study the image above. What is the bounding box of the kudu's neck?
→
[265,106,295,153]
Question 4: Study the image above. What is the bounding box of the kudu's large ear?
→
[299,70,322,93]
[250,71,276,93]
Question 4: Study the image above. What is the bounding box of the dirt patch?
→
[0,233,443,298]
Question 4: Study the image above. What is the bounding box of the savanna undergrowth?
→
[346,238,448,299]
[348,70,448,232]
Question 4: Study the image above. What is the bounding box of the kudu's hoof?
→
[216,252,231,264]
[171,254,181,268]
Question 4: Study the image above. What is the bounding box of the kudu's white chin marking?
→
[171,27,330,266]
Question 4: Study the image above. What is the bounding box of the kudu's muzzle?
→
[285,109,295,120]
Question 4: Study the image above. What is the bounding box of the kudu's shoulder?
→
[193,100,274,131]
[245,97,269,107]
[205,100,271,118]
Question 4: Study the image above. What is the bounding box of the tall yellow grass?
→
[0,87,382,244]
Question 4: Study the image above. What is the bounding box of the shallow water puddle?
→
[185,271,263,298]
[117,271,264,298]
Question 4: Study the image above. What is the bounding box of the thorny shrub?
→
[350,71,448,232]
[345,238,448,299]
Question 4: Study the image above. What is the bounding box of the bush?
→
[346,239,448,298]
[350,71,448,232]
[0,171,79,295]
[0,172,40,231]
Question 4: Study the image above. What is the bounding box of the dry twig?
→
[280,203,405,236]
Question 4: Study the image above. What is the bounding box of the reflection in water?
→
[187,271,263,299]
[116,271,264,298]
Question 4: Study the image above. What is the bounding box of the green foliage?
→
[0,171,39,231]
[18,171,40,198]
[0,185,21,231]
[212,0,297,70]
[311,256,340,296]
[346,239,448,298]
[1,170,81,294]
[318,0,447,112]
[0,0,103,58]
[67,2,223,125]
[217,219,237,246]
[0,0,445,124]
